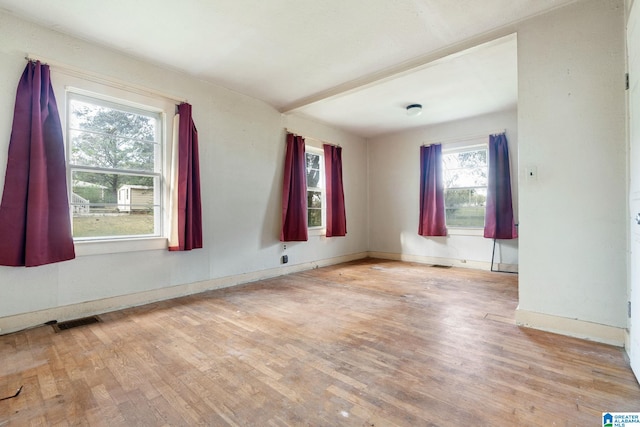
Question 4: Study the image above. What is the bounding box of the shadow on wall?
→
[260,131,287,251]
[400,230,518,268]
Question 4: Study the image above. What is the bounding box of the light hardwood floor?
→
[1,258,639,426]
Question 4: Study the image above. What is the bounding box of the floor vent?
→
[52,316,100,332]
[431,264,452,269]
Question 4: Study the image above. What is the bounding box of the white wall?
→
[367,109,518,269]
[517,0,627,331]
[367,0,628,344]
[282,115,369,263]
[0,0,630,345]
[0,11,368,331]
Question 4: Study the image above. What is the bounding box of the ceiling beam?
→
[280,26,517,114]
[280,0,576,114]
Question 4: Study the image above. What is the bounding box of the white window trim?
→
[441,140,486,155]
[306,145,326,236]
[51,70,176,255]
[75,237,167,256]
[442,140,488,232]
[447,228,485,237]
[67,91,164,242]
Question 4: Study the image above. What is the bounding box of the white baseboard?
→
[625,327,631,357]
[0,252,368,336]
[515,307,626,347]
[367,251,518,273]
[495,262,519,273]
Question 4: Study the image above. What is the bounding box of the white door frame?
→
[627,0,640,383]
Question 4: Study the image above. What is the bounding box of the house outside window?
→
[442,144,488,228]
[305,147,325,230]
[67,91,163,239]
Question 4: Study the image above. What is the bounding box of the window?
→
[305,147,325,229]
[442,145,488,228]
[67,91,163,240]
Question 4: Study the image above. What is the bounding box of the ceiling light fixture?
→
[406,104,422,117]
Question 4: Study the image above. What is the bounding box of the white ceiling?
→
[296,34,518,137]
[0,0,576,137]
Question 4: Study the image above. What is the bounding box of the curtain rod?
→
[25,54,188,104]
[285,128,340,147]
[422,128,506,147]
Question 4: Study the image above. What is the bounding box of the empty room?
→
[1,0,639,425]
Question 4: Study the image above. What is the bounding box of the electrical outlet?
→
[525,165,538,182]
[282,255,288,264]
[283,244,287,251]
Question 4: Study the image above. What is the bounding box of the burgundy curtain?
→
[169,103,203,251]
[418,144,447,236]
[281,133,308,241]
[323,144,347,237]
[0,61,75,267]
[484,133,517,239]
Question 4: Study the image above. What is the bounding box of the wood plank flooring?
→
[1,258,638,426]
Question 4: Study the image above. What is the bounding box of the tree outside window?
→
[442,147,487,228]
[68,93,162,239]
[305,149,324,228]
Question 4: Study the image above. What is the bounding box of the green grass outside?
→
[446,207,485,228]
[73,214,154,238]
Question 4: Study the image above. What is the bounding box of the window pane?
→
[442,147,488,228]
[69,99,157,140]
[444,188,487,208]
[72,207,156,238]
[71,171,157,237]
[306,153,321,187]
[307,190,322,227]
[68,92,164,241]
[308,209,322,227]
[305,149,324,229]
[444,188,487,228]
[69,99,157,172]
[307,191,322,209]
[443,150,487,188]
[71,171,154,205]
[69,130,156,172]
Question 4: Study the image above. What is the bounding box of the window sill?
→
[74,237,168,256]
[447,227,484,237]
[308,227,326,237]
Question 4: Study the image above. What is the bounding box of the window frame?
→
[305,145,326,236]
[66,90,164,241]
[50,71,176,255]
[441,140,488,231]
